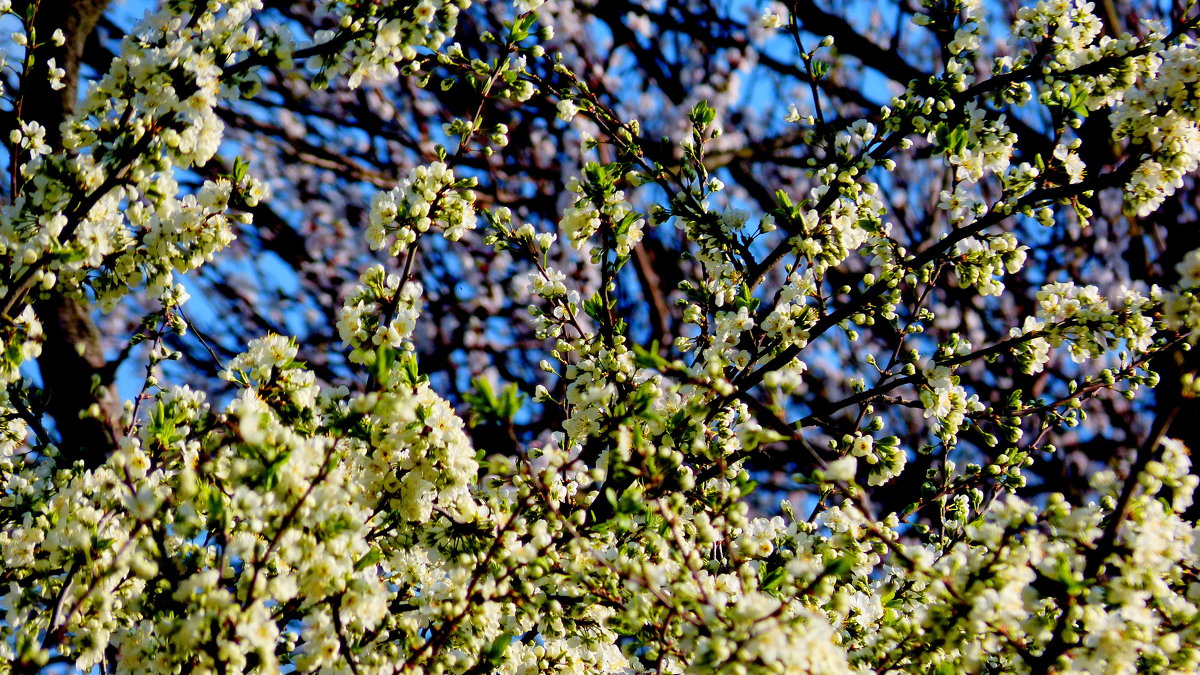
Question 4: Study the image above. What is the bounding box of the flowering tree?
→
[2,0,1200,672]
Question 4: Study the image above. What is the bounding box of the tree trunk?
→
[15,0,118,467]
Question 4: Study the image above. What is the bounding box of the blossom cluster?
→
[0,1,268,320]
[307,0,469,89]
[1012,281,1158,374]
[366,161,478,255]
[558,168,645,258]
[336,265,424,364]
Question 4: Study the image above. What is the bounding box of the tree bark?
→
[15,0,118,467]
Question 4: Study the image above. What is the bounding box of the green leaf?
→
[734,283,760,311]
[823,556,853,579]
[934,122,950,148]
[689,99,716,129]
[1066,83,1090,117]
[951,126,969,153]
[206,490,226,526]
[583,161,618,188]
[484,632,512,664]
[354,549,382,572]
[774,189,793,209]
[762,564,787,591]
[582,292,605,321]
[1007,389,1024,409]
[464,377,524,427]
[233,156,249,182]
[632,341,666,369]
